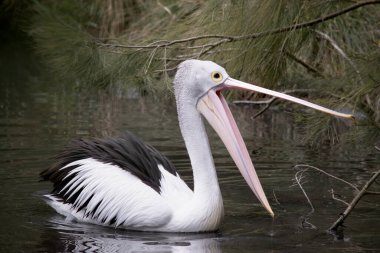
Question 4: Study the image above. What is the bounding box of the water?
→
[0,38,379,253]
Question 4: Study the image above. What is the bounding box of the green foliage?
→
[23,0,380,144]
[30,1,114,87]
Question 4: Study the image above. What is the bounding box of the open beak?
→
[197,77,353,217]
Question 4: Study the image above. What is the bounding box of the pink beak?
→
[197,77,353,217]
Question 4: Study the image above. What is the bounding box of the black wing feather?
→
[41,132,178,198]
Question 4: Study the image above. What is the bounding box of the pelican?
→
[41,60,353,232]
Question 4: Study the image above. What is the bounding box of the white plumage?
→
[45,157,223,232]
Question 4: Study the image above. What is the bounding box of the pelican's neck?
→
[175,102,224,229]
[178,105,220,195]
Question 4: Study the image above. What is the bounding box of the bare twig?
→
[365,190,380,195]
[375,146,380,152]
[272,189,281,206]
[293,169,318,230]
[154,66,178,73]
[156,48,237,62]
[253,98,277,118]
[156,0,174,18]
[292,165,380,232]
[301,218,318,230]
[315,31,353,65]
[294,164,359,192]
[329,170,380,231]
[329,188,350,206]
[315,30,363,83]
[97,35,234,49]
[294,169,315,214]
[285,51,324,77]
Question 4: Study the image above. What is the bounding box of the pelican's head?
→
[174,60,353,217]
[174,60,229,108]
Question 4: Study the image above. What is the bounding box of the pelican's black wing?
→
[41,132,179,197]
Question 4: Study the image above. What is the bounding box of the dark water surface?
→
[0,40,379,253]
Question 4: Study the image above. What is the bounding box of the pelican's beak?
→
[197,77,353,217]
[223,78,354,119]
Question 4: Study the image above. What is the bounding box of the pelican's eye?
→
[211,71,223,82]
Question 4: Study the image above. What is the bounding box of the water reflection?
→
[43,216,221,253]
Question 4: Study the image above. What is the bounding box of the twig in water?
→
[328,170,380,232]
[272,189,281,206]
[293,169,315,214]
[329,188,349,206]
[292,169,317,229]
[294,164,359,192]
[300,217,318,230]
[293,165,380,233]
[365,190,380,195]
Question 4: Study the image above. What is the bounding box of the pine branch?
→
[285,51,324,77]
[315,30,363,83]
[98,0,380,50]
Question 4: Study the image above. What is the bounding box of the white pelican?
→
[41,60,353,232]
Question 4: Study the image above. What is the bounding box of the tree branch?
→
[285,51,324,77]
[235,0,380,42]
[252,98,277,118]
[315,30,363,83]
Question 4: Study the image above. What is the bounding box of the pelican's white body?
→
[46,156,224,232]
